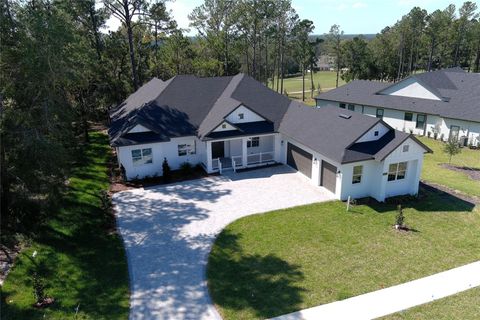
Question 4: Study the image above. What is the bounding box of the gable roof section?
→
[315,68,480,122]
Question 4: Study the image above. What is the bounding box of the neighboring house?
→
[315,68,480,147]
[109,74,431,202]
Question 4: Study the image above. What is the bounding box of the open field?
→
[208,189,479,319]
[418,136,480,197]
[1,132,129,320]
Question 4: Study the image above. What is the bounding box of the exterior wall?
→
[128,124,151,133]
[339,160,383,200]
[225,105,265,123]
[212,122,237,132]
[247,135,274,155]
[356,122,389,143]
[380,78,441,101]
[118,136,206,180]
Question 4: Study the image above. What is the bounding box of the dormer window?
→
[238,113,244,120]
[222,124,227,129]
[374,131,379,136]
[403,145,409,152]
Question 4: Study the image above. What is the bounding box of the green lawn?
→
[418,136,480,197]
[207,189,479,319]
[381,286,480,319]
[1,132,129,320]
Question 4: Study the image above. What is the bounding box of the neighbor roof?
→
[315,68,480,122]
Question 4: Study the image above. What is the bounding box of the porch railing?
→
[212,157,222,173]
[231,155,243,172]
[247,151,274,166]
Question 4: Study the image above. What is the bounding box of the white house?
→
[109,74,431,202]
[315,68,480,147]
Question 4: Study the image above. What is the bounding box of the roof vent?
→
[339,114,351,119]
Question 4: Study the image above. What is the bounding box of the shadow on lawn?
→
[361,183,476,214]
[207,230,305,319]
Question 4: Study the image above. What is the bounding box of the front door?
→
[449,125,460,142]
[212,141,225,159]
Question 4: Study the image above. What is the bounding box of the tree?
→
[443,140,461,164]
[326,24,343,88]
[292,19,315,101]
[103,0,150,90]
[341,37,374,82]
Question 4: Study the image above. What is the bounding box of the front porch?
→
[205,134,278,173]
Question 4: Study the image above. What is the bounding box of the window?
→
[247,137,260,148]
[178,141,196,156]
[131,148,153,166]
[348,104,355,111]
[339,103,346,109]
[374,131,379,136]
[376,108,384,119]
[416,114,426,129]
[352,165,363,184]
[388,162,407,181]
[238,113,244,120]
[403,145,409,152]
[221,123,227,129]
[404,112,413,121]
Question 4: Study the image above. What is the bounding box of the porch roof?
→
[204,121,274,140]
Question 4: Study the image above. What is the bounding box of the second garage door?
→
[321,160,337,193]
[287,143,312,178]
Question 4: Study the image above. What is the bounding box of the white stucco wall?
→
[339,160,382,200]
[117,136,206,180]
[128,124,151,133]
[212,122,237,132]
[225,105,265,123]
[380,78,441,101]
[356,122,390,143]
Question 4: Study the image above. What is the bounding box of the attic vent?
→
[339,114,352,119]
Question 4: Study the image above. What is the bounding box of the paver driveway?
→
[113,165,334,320]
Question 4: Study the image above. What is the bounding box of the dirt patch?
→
[0,244,21,286]
[440,163,480,181]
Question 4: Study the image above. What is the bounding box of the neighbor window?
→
[178,141,196,156]
[339,103,346,109]
[348,104,355,111]
[416,114,426,129]
[131,148,153,166]
[388,162,407,181]
[239,113,244,120]
[352,165,363,184]
[247,137,260,148]
[403,145,409,152]
[376,108,384,119]
[404,112,413,121]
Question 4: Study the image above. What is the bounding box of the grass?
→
[269,71,346,106]
[418,136,480,197]
[1,132,129,320]
[381,286,480,319]
[207,189,479,319]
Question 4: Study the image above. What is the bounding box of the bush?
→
[99,190,111,211]
[162,158,171,183]
[32,272,46,304]
[180,162,193,177]
[443,139,461,164]
[395,205,405,227]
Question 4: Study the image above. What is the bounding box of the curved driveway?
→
[113,165,334,320]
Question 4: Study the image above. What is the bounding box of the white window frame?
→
[247,137,260,148]
[238,113,244,120]
[178,141,196,156]
[388,162,407,181]
[131,148,153,166]
[352,165,363,184]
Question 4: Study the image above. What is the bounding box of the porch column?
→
[242,138,248,168]
[206,141,213,173]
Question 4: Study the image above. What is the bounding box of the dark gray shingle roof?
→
[315,68,480,122]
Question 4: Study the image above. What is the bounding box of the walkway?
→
[272,261,480,320]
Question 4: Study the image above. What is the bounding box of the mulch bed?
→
[440,163,480,181]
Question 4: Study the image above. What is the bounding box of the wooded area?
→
[0,0,478,242]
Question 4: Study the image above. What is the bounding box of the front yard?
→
[207,188,479,319]
[1,132,129,320]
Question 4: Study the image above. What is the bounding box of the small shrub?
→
[433,132,438,140]
[427,131,431,138]
[180,162,193,177]
[395,205,405,227]
[32,272,46,304]
[443,139,461,164]
[440,133,444,141]
[162,158,171,183]
[99,190,111,211]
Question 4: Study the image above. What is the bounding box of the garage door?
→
[287,143,312,178]
[321,160,337,193]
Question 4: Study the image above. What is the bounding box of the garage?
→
[287,142,312,178]
[321,160,337,193]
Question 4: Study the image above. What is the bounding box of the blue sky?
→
[105,0,465,35]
